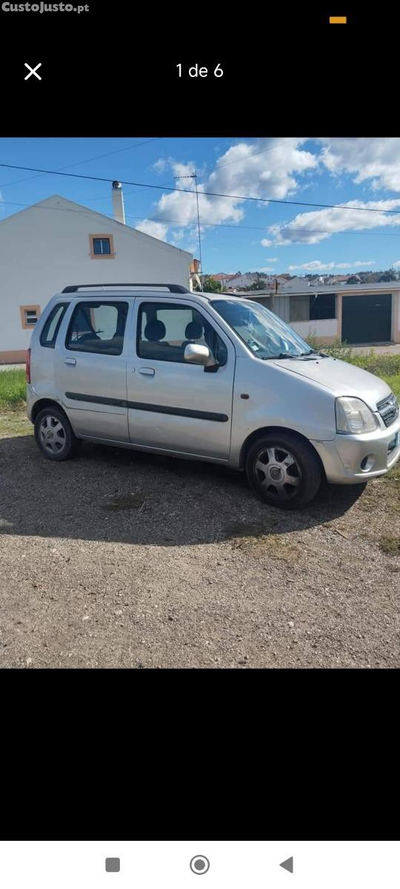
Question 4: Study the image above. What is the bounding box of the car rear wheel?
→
[34,406,80,461]
[245,432,322,509]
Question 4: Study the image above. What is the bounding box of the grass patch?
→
[0,409,32,438]
[379,536,400,556]
[0,369,26,408]
[379,373,400,401]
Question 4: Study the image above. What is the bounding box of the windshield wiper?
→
[262,353,302,360]
[300,349,329,358]
[263,350,328,360]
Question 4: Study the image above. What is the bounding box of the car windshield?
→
[211,299,313,359]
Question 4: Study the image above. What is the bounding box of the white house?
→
[224,272,263,290]
[0,190,193,363]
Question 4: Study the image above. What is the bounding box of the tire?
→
[245,432,322,509]
[34,406,81,462]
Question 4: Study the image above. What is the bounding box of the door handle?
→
[139,367,155,376]
[64,358,76,366]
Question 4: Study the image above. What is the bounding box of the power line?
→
[3,198,400,239]
[0,199,399,276]
[1,160,400,216]
[0,139,162,189]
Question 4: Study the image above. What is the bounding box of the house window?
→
[290,295,310,322]
[89,234,115,259]
[20,305,41,329]
[290,294,337,323]
[93,238,111,255]
[310,294,336,320]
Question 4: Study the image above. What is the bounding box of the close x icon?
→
[24,61,42,80]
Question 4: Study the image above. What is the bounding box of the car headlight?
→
[335,396,378,434]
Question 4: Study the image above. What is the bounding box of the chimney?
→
[112,180,125,225]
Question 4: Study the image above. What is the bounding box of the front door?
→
[55,298,131,441]
[127,299,235,460]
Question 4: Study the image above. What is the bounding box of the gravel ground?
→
[0,420,399,668]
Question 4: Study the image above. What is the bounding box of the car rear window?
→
[66,301,128,356]
[40,302,69,348]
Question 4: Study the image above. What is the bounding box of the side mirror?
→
[184,343,218,369]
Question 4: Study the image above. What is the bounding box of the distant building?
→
[209,272,237,288]
[236,280,400,345]
[223,272,260,290]
[328,274,351,284]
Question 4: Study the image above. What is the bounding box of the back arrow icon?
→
[280,857,294,874]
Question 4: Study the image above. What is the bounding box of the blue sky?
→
[1,137,400,274]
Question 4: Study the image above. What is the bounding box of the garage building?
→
[243,281,400,345]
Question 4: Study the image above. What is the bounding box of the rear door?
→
[55,298,132,441]
[126,298,235,459]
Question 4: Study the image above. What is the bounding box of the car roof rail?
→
[62,283,190,294]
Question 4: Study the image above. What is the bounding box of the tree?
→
[346,275,360,284]
[194,276,222,293]
[378,271,396,282]
[244,280,269,291]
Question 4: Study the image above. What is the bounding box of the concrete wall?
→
[290,318,338,343]
[0,196,192,361]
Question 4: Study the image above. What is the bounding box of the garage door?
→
[342,293,392,344]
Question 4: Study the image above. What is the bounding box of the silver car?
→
[26,283,400,509]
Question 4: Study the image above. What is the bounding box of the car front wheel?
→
[245,432,322,509]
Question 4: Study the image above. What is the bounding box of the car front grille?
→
[377,392,399,427]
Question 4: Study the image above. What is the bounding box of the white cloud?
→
[338,261,376,268]
[269,199,400,245]
[170,229,185,242]
[249,266,277,273]
[145,139,318,237]
[172,160,197,178]
[135,220,168,240]
[288,260,376,272]
[261,238,273,247]
[289,261,335,272]
[393,260,400,268]
[153,157,197,178]
[319,138,400,192]
[153,159,167,173]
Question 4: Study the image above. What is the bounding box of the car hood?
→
[272,356,392,409]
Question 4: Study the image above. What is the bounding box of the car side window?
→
[40,302,69,348]
[137,302,227,365]
[66,301,128,356]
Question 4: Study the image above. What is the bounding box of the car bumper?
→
[311,418,400,484]
[26,383,38,422]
